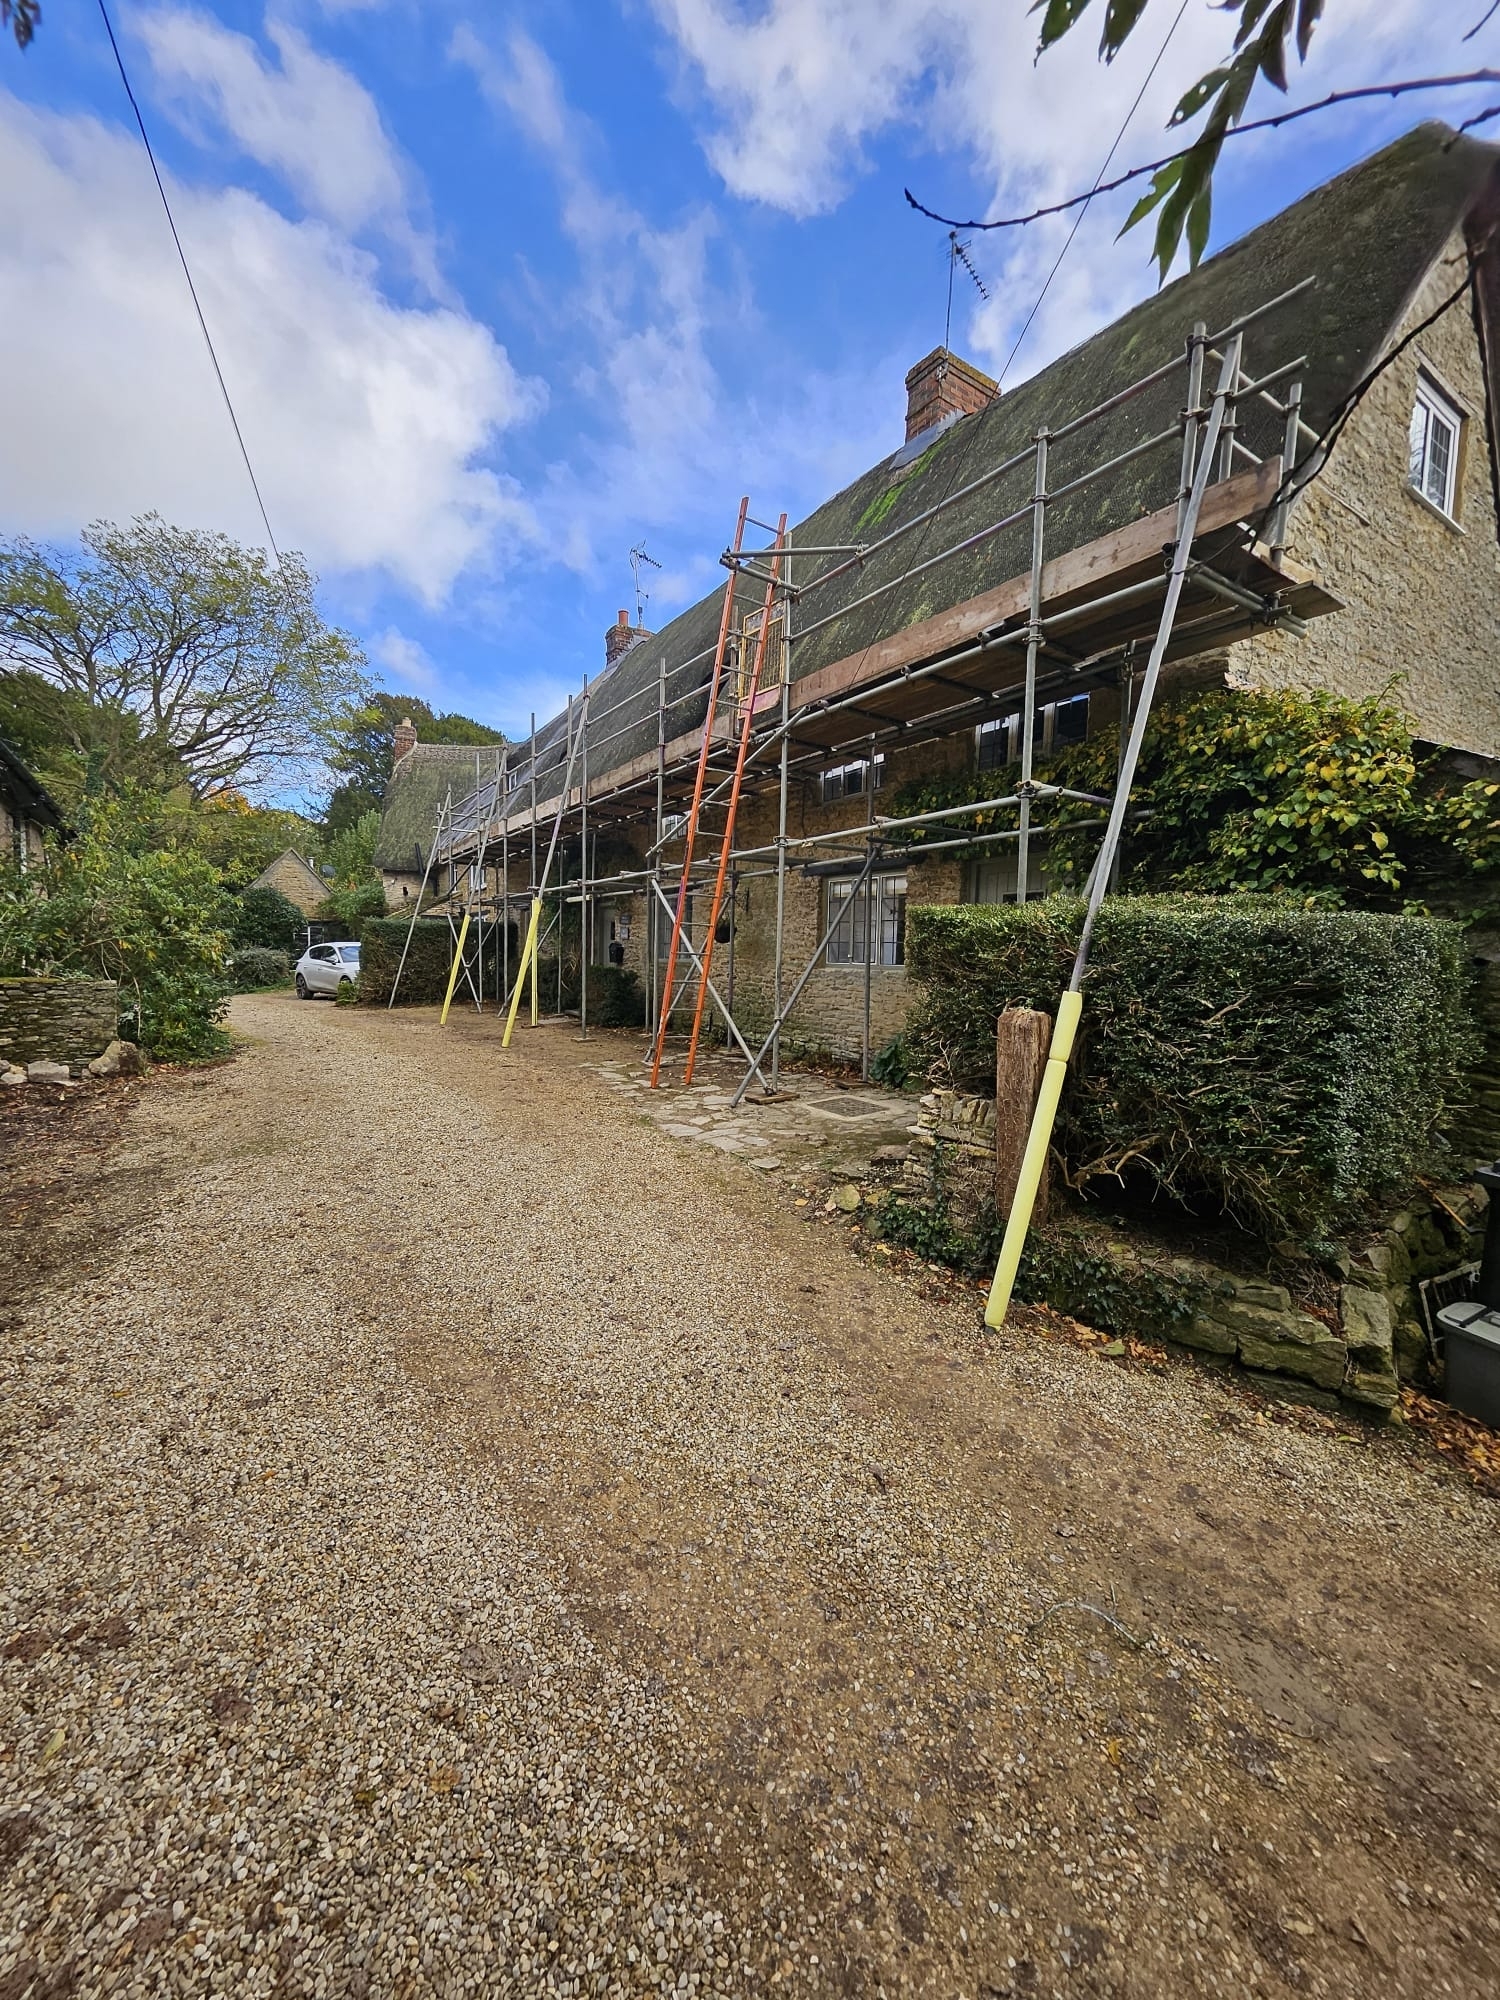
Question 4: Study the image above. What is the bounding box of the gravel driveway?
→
[3,993,1499,1999]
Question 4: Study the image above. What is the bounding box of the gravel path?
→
[3,993,1499,1999]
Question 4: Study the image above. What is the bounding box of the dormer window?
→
[1408,373,1462,519]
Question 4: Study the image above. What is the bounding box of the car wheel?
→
[295,975,310,999]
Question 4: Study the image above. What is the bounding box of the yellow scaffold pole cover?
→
[503,897,543,1048]
[439,909,472,1026]
[983,988,1083,1330]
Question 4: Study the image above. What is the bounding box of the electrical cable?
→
[997,0,1193,387]
[802,0,1196,732]
[96,0,282,563]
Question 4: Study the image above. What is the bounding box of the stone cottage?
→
[447,123,1500,1064]
[0,737,63,870]
[246,847,333,920]
[374,719,505,907]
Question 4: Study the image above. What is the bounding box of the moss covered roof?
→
[375,742,503,875]
[507,123,1498,809]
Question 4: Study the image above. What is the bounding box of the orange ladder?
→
[647,496,749,1088]
[682,515,787,1084]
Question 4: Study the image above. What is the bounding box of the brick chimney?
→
[903,347,997,443]
[605,609,652,668]
[391,716,418,767]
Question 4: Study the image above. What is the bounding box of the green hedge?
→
[357,916,523,1007]
[905,896,1475,1241]
[227,945,289,990]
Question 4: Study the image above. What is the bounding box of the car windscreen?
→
[338,946,361,962]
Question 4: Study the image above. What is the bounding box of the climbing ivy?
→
[888,685,1500,912]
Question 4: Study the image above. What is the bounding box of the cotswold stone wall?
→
[902,1083,1489,1412]
[1231,228,1500,761]
[0,978,118,1071]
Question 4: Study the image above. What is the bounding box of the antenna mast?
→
[945,230,989,348]
[629,541,662,628]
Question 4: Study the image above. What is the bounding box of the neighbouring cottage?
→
[246,847,333,920]
[374,718,505,907]
[0,736,64,870]
[440,123,1500,1065]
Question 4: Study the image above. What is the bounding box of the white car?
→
[294,941,361,1000]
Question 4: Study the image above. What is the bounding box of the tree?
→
[323,690,504,831]
[911,4,1500,277]
[0,666,181,809]
[0,515,369,801]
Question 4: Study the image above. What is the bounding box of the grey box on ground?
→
[1437,1304,1500,1427]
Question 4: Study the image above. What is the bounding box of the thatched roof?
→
[375,741,504,876]
[0,736,63,831]
[505,122,1499,811]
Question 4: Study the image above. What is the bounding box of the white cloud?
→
[370,626,439,692]
[451,24,894,606]
[0,92,542,604]
[647,0,1473,383]
[135,5,443,287]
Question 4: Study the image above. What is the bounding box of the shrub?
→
[317,879,387,930]
[890,686,1500,914]
[905,896,1475,1242]
[0,789,231,1061]
[233,883,305,955]
[586,965,644,1027]
[228,945,289,990]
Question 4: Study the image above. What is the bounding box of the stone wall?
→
[0,978,118,1072]
[901,1084,1489,1414]
[904,1089,997,1224]
[1230,228,1500,761]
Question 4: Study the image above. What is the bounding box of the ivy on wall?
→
[888,686,1500,912]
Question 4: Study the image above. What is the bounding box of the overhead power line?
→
[905,70,1500,237]
[995,0,1192,389]
[95,0,283,563]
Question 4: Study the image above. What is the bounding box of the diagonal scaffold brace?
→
[983,337,1244,1329]
[682,513,788,1085]
[648,496,750,1088]
[387,788,451,1009]
[502,685,591,1049]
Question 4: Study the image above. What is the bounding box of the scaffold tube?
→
[439,910,471,1027]
[503,898,542,1048]
[983,989,1082,1329]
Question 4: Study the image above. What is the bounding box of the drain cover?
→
[811,1096,888,1120]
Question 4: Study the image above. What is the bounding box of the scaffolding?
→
[414,279,1336,1088]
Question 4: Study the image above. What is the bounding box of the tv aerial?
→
[629,541,661,628]
[945,229,989,347]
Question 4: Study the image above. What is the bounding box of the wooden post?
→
[996,1008,1052,1223]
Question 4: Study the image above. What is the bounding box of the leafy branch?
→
[1,1,39,52]
[906,0,1500,278]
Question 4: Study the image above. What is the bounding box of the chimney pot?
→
[605,610,653,667]
[391,716,418,767]
[903,346,997,443]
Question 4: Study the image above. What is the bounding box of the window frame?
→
[819,755,886,805]
[1408,371,1464,521]
[975,694,1088,771]
[825,871,907,968]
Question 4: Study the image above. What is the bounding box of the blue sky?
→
[1,0,1495,776]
